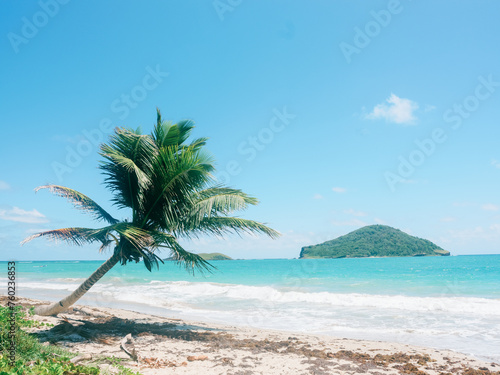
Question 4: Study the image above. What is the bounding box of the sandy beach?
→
[4,296,499,375]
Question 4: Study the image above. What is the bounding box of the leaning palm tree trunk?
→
[35,252,120,316]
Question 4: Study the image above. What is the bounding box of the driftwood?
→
[120,333,138,361]
[187,355,208,361]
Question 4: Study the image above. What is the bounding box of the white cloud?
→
[490,224,500,233]
[447,225,500,242]
[365,93,419,125]
[332,187,346,193]
[491,159,500,169]
[344,208,367,217]
[313,194,324,200]
[482,204,499,212]
[0,206,48,223]
[447,226,486,241]
[374,217,387,225]
[0,181,11,191]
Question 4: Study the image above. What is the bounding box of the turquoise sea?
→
[3,255,500,362]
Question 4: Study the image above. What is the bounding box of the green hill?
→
[197,252,233,260]
[300,225,450,259]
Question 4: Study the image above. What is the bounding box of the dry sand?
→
[7,297,500,375]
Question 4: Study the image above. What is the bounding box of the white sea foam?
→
[47,278,86,283]
[23,280,500,317]
[22,281,81,291]
[96,281,500,316]
[19,278,500,362]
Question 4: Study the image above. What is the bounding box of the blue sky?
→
[2,0,500,260]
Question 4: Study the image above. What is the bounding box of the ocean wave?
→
[167,282,500,316]
[19,279,500,317]
[47,278,86,283]
[82,281,500,317]
[22,282,81,291]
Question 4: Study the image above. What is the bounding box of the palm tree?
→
[22,110,279,316]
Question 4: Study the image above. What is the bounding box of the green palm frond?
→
[150,231,214,273]
[98,238,114,253]
[100,129,156,213]
[35,185,118,224]
[183,216,281,239]
[21,227,109,247]
[153,109,195,149]
[131,246,164,271]
[155,143,215,187]
[174,119,196,146]
[186,137,209,151]
[101,147,150,190]
[153,120,177,148]
[100,222,152,250]
[22,222,153,253]
[189,187,259,220]
[140,144,215,229]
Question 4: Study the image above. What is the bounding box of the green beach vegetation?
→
[300,225,450,259]
[0,305,100,374]
[0,304,145,374]
[22,109,279,316]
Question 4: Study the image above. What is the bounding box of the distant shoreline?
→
[5,253,500,262]
[7,254,500,263]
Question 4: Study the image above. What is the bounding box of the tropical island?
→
[164,252,233,261]
[197,252,233,260]
[300,225,450,259]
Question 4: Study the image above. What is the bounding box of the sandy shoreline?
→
[5,296,499,375]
